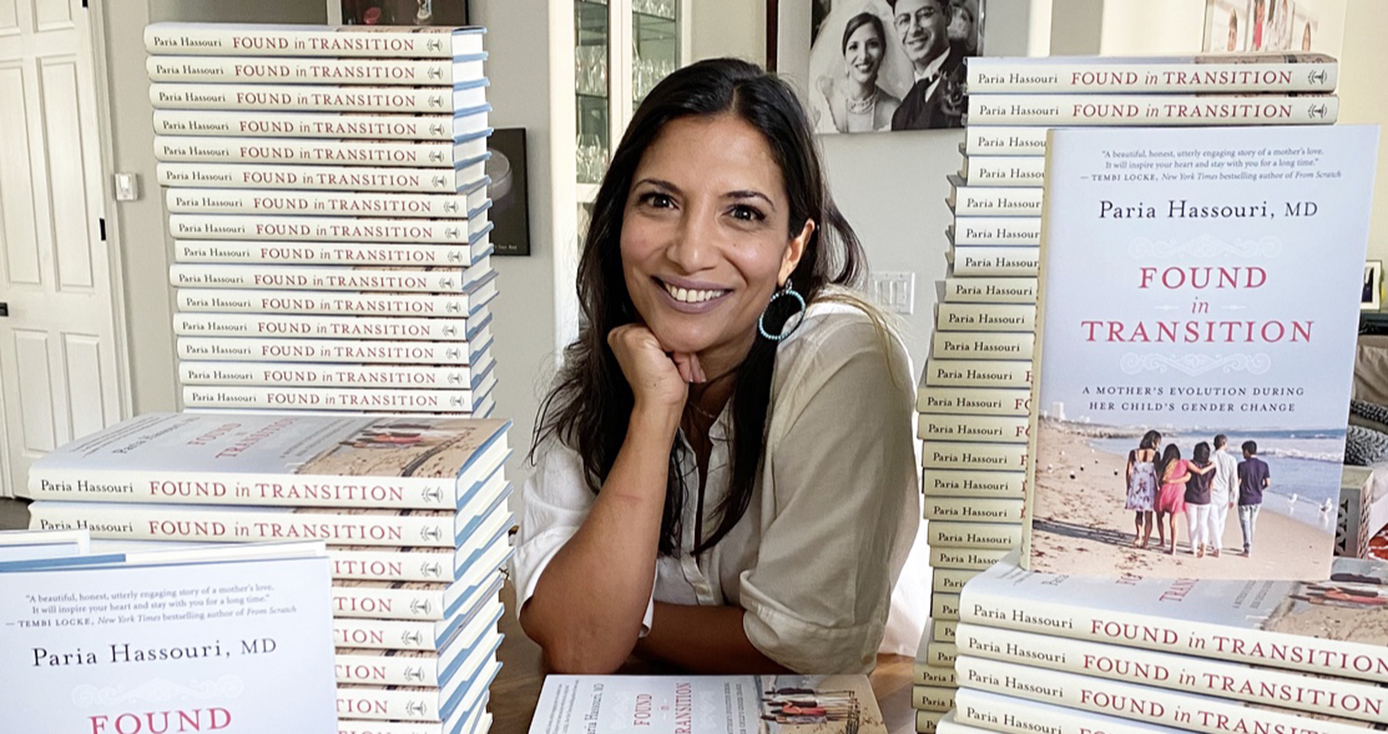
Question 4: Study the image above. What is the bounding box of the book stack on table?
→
[145,22,498,416]
[945,553,1388,734]
[20,412,512,734]
[914,52,1343,733]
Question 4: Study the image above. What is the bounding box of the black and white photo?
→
[807,0,981,133]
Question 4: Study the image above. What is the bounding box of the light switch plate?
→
[871,272,915,314]
[114,172,140,202]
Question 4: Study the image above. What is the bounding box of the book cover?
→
[148,82,490,113]
[965,54,1337,93]
[1025,125,1379,579]
[959,552,1388,685]
[143,22,487,59]
[528,675,886,734]
[156,158,490,193]
[23,412,508,509]
[0,551,337,732]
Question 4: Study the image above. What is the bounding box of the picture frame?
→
[486,128,531,257]
[1364,261,1382,311]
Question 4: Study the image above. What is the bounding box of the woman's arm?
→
[634,603,792,674]
[519,326,689,674]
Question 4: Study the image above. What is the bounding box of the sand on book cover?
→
[1024,125,1379,580]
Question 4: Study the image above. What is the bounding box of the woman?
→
[811,13,901,133]
[1154,443,1190,555]
[1184,442,1217,558]
[513,58,919,675]
[1124,430,1161,548]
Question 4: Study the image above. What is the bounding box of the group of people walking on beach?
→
[1125,431,1271,557]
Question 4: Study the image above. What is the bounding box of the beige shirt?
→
[511,300,920,673]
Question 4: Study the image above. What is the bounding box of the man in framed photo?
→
[887,0,967,130]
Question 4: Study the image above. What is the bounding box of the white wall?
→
[691,0,764,64]
[1338,0,1388,264]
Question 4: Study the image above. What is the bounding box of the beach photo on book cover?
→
[295,417,494,477]
[1030,416,1341,581]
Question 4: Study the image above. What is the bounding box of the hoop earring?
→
[758,278,807,342]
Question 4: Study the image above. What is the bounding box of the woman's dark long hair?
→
[531,58,866,556]
[1157,443,1183,482]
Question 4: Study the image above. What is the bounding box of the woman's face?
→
[620,114,811,364]
[948,6,973,43]
[843,23,885,85]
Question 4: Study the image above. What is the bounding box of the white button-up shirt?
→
[511,299,920,673]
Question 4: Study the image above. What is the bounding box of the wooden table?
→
[490,583,917,734]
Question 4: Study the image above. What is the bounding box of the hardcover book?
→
[1025,125,1379,579]
[146,55,487,87]
[528,675,886,734]
[177,332,492,366]
[143,22,487,59]
[966,94,1338,126]
[156,158,491,193]
[148,81,490,114]
[153,108,492,141]
[965,53,1338,94]
[153,133,491,168]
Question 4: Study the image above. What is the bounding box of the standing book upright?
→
[1024,124,1379,579]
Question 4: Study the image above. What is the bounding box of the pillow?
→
[1354,336,1388,405]
[1346,424,1388,466]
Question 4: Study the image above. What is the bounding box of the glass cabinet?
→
[575,0,689,203]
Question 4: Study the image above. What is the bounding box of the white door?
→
[0,0,122,497]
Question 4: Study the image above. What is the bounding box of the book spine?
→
[336,652,444,688]
[954,623,1388,724]
[931,331,1034,361]
[145,56,476,86]
[928,521,1022,550]
[965,59,1337,93]
[166,188,474,218]
[961,156,1045,186]
[917,386,1031,416]
[932,591,960,622]
[951,217,1042,246]
[167,214,473,243]
[153,136,467,168]
[915,661,960,687]
[965,126,1048,156]
[957,583,1388,684]
[333,618,452,651]
[954,655,1371,734]
[968,94,1338,126]
[917,710,943,734]
[179,362,480,389]
[943,277,1038,303]
[333,585,450,622]
[173,313,477,340]
[329,549,463,583]
[923,469,1026,499]
[178,337,481,366]
[153,110,475,141]
[923,441,1027,472]
[30,503,459,547]
[175,240,482,266]
[182,386,484,413]
[176,289,483,316]
[918,414,1030,444]
[924,359,1032,388]
[914,685,957,713]
[950,187,1044,217]
[143,25,474,58]
[24,469,450,510]
[937,304,1036,333]
[929,546,1012,570]
[954,688,1180,734]
[927,641,958,668]
[170,264,476,292]
[148,83,477,113]
[924,497,1026,524]
[157,163,483,194]
[935,619,957,643]
[950,247,1039,276]
[934,568,985,594]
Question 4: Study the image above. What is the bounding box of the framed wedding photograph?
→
[1364,261,1382,311]
[806,0,982,133]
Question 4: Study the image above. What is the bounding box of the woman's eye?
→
[730,204,764,222]
[640,192,675,208]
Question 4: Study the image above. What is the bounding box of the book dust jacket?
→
[1026,125,1379,579]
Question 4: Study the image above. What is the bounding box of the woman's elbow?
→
[520,606,636,674]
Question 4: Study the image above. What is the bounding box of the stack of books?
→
[145,22,498,416]
[19,412,512,734]
[914,51,1343,733]
[948,553,1388,734]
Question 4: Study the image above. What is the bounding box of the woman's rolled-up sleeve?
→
[510,442,655,632]
[738,319,919,673]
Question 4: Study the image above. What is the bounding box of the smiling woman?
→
[511,58,920,675]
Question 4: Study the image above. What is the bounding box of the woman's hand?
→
[607,324,704,412]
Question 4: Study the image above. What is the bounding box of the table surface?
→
[490,582,917,734]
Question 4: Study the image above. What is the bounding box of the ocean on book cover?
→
[529,675,885,734]
[1026,124,1379,580]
